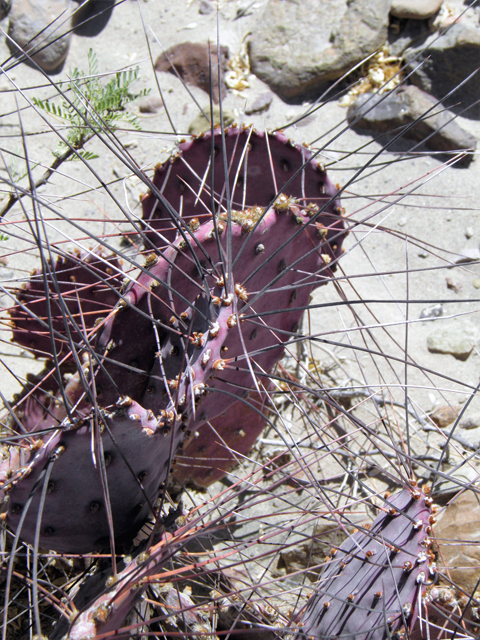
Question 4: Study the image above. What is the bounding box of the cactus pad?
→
[295,486,436,640]
[10,249,123,358]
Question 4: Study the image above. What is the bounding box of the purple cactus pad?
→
[294,486,436,640]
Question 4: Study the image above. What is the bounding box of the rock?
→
[138,96,164,114]
[455,246,480,264]
[155,42,229,104]
[245,92,273,115]
[249,0,390,102]
[435,490,480,593]
[461,413,480,430]
[427,320,478,360]
[420,303,442,319]
[446,276,462,293]
[474,277,480,289]
[71,0,116,37]
[0,0,11,21]
[390,0,442,20]
[347,85,477,164]
[199,0,214,14]
[404,23,480,119]
[433,459,480,502]
[7,0,71,73]
[430,405,461,429]
[188,105,235,136]
[465,227,474,239]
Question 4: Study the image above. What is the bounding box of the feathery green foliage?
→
[32,48,149,161]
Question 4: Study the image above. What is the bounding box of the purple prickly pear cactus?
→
[172,390,272,488]
[6,395,174,552]
[56,530,183,640]
[4,126,346,553]
[48,485,437,640]
[96,126,344,406]
[141,126,345,252]
[294,485,436,640]
[10,249,123,358]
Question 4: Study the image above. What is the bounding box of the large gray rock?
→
[390,0,442,20]
[404,23,480,119]
[7,0,71,73]
[248,0,390,102]
[347,85,477,164]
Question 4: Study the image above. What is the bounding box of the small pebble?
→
[245,92,273,115]
[427,320,478,360]
[456,247,480,264]
[446,276,462,293]
[430,404,460,429]
[465,227,474,239]
[474,277,480,289]
[199,0,214,14]
[139,96,164,114]
[460,414,480,430]
[420,303,442,320]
